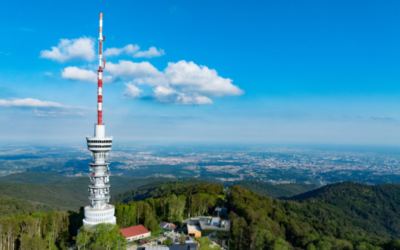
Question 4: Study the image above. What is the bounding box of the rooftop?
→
[145,245,197,250]
[119,225,149,238]
[187,224,201,232]
[159,222,177,229]
[169,244,197,250]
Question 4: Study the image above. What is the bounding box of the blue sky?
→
[1,0,400,144]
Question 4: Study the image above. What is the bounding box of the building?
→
[184,217,230,234]
[168,244,197,250]
[145,244,197,250]
[187,224,201,237]
[120,225,151,242]
[159,222,177,231]
[82,13,116,227]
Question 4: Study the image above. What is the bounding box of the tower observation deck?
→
[82,13,116,226]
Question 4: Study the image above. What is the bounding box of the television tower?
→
[82,13,116,226]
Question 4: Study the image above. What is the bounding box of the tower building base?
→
[83,204,116,226]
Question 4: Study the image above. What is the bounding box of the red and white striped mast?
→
[97,13,104,125]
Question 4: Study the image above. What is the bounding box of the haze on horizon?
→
[1,0,400,145]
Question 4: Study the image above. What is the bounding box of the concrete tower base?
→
[82,204,116,226]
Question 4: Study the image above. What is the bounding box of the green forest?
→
[0,211,80,250]
[2,174,400,250]
[234,180,320,198]
[228,184,400,250]
[114,183,224,230]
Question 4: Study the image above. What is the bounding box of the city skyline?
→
[1,1,400,144]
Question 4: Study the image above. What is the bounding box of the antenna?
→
[97,13,104,125]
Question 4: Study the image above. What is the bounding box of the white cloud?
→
[134,47,165,58]
[119,60,243,105]
[62,67,97,82]
[0,98,66,108]
[40,37,95,63]
[0,98,86,117]
[152,86,213,105]
[104,44,139,56]
[106,60,160,78]
[104,44,164,58]
[62,66,113,83]
[164,61,244,97]
[122,83,143,98]
[44,72,53,76]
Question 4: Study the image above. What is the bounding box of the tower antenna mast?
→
[97,13,104,125]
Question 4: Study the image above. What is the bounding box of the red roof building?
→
[119,225,151,242]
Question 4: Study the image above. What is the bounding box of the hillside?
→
[0,171,73,184]
[0,195,61,218]
[229,185,387,250]
[290,181,400,238]
[0,172,173,210]
[114,181,400,249]
[111,178,208,203]
[235,180,319,198]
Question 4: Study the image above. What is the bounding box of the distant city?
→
[1,144,400,186]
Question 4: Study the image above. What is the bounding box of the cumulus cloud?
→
[152,86,212,105]
[106,60,160,78]
[104,44,139,56]
[61,67,97,82]
[134,47,165,58]
[164,61,243,97]
[61,67,113,83]
[116,60,243,105]
[122,83,143,98]
[40,37,95,62]
[104,44,165,58]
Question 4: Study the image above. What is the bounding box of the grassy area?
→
[195,237,221,250]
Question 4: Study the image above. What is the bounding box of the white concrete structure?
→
[82,13,116,227]
[82,126,116,226]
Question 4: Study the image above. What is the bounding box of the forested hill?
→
[235,180,319,198]
[0,195,61,219]
[0,172,173,211]
[289,181,400,239]
[291,181,400,202]
[229,185,386,250]
[111,179,209,204]
[0,172,73,184]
